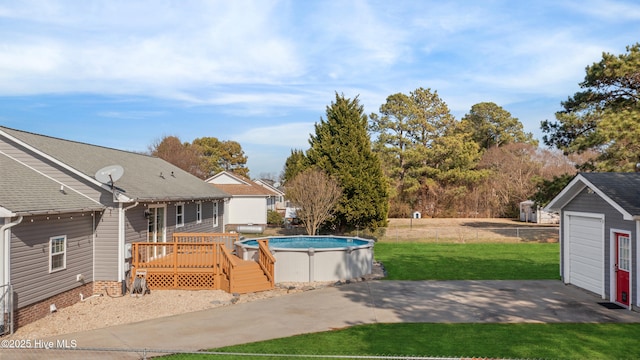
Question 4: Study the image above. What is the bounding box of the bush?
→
[267,210,284,226]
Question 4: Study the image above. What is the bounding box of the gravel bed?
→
[8,262,385,340]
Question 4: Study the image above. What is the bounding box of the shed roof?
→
[0,126,229,203]
[545,172,640,220]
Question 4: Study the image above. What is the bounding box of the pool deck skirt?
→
[37,279,640,357]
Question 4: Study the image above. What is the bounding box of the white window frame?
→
[176,203,184,228]
[213,201,219,228]
[196,202,202,224]
[49,235,67,273]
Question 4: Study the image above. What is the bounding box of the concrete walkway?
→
[4,280,640,359]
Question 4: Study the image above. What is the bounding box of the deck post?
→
[173,242,178,288]
[214,243,220,290]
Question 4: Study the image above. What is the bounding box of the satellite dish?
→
[95,165,124,186]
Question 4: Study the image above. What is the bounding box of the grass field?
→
[160,223,633,360]
[375,242,560,280]
[181,323,640,360]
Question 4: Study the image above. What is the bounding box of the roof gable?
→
[254,179,285,196]
[0,152,104,216]
[545,172,640,220]
[0,126,229,202]
[206,171,277,196]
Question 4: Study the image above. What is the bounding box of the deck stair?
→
[231,259,274,294]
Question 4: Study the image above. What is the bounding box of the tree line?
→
[148,135,250,179]
[150,42,640,233]
[285,42,640,231]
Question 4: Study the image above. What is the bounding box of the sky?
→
[1,1,639,178]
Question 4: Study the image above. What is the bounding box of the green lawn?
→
[375,242,560,280]
[161,242,632,360]
[169,323,640,359]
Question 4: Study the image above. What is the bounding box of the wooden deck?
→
[130,233,275,294]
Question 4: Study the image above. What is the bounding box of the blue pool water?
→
[242,236,370,249]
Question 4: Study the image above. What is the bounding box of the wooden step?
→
[230,259,273,294]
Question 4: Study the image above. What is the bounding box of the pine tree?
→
[306,93,389,231]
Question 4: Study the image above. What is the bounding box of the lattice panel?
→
[146,273,174,289]
[177,273,216,289]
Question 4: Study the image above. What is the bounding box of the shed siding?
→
[10,212,95,308]
[562,188,637,300]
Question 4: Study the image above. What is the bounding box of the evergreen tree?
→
[461,102,537,149]
[282,149,309,184]
[307,93,389,231]
[541,43,640,171]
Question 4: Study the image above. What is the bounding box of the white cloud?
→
[0,1,304,97]
[97,111,165,120]
[233,122,315,148]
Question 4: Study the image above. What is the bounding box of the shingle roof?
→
[0,126,229,202]
[546,172,640,219]
[580,172,640,216]
[0,153,104,215]
[206,171,277,196]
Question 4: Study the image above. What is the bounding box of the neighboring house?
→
[254,178,286,211]
[206,171,278,233]
[0,126,228,330]
[545,172,640,309]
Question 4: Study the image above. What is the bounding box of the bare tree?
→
[149,136,205,177]
[285,169,342,235]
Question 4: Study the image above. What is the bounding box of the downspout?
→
[1,215,22,335]
[118,202,138,283]
[1,216,23,287]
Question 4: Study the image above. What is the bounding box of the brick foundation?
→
[93,281,123,297]
[14,282,94,329]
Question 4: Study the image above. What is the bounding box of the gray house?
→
[546,172,640,310]
[0,126,228,330]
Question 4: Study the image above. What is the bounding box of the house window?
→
[176,203,184,228]
[196,202,202,224]
[49,236,67,273]
[213,201,219,228]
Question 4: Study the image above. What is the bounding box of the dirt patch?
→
[7,262,386,340]
[258,218,559,243]
[380,218,559,243]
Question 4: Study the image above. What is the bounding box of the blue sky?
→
[1,1,639,178]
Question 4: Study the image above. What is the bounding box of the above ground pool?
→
[235,235,374,283]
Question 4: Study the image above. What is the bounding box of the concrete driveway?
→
[4,280,640,359]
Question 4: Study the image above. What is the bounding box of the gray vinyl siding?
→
[94,209,119,280]
[562,188,637,300]
[10,212,95,308]
[164,201,224,236]
[124,205,148,244]
[124,200,225,241]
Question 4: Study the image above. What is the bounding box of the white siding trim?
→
[118,204,124,282]
[637,221,640,308]
[610,228,633,308]
[48,235,67,273]
[547,175,634,220]
[563,211,605,298]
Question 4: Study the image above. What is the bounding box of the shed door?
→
[564,213,604,296]
[615,233,630,305]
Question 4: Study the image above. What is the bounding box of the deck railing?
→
[131,242,224,290]
[257,239,275,287]
[130,233,274,293]
[172,232,239,250]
